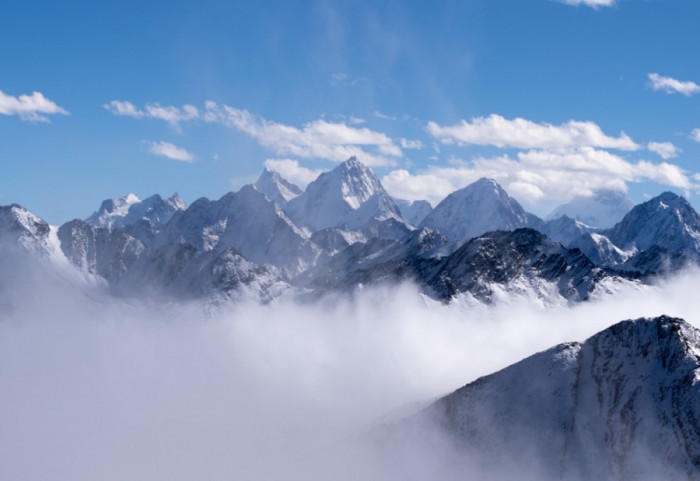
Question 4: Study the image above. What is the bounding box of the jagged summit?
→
[254,167,303,205]
[86,192,186,230]
[420,177,534,243]
[388,315,700,480]
[604,191,700,257]
[547,189,635,228]
[284,157,403,231]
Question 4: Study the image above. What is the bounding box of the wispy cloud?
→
[373,110,397,121]
[648,73,700,96]
[264,159,323,188]
[204,102,403,166]
[330,73,363,87]
[647,141,680,160]
[553,0,615,8]
[0,90,69,122]
[147,141,194,162]
[105,100,199,130]
[692,129,700,143]
[382,147,694,205]
[428,114,640,151]
[400,138,424,149]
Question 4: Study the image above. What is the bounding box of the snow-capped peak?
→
[604,191,700,256]
[284,157,403,231]
[86,192,186,230]
[547,189,635,228]
[254,167,303,205]
[420,177,533,243]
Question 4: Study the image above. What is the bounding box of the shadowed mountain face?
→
[378,316,700,480]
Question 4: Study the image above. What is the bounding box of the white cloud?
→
[349,116,365,125]
[204,102,403,166]
[647,141,680,160]
[691,129,700,143]
[0,90,69,122]
[427,114,640,151]
[554,0,615,7]
[330,73,362,87]
[648,73,700,96]
[103,100,144,118]
[148,141,194,162]
[400,138,424,149]
[264,159,324,188]
[382,147,695,206]
[105,100,199,130]
[373,110,397,120]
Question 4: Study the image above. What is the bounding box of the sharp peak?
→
[338,156,368,169]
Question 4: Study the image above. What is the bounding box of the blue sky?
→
[2,0,700,224]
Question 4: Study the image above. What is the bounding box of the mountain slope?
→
[254,167,303,205]
[285,157,405,232]
[420,178,535,243]
[86,193,186,230]
[547,189,635,228]
[386,316,700,480]
[603,191,700,257]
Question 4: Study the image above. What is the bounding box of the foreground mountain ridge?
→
[380,315,700,480]
[2,157,699,304]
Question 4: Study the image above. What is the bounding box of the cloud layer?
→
[382,147,693,205]
[0,90,69,122]
[427,114,640,151]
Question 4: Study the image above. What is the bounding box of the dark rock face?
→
[383,316,700,480]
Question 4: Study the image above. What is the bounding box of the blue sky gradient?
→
[2,0,700,223]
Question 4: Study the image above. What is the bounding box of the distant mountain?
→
[393,198,433,226]
[604,191,700,257]
[420,178,536,243]
[547,189,635,228]
[284,157,406,232]
[2,160,700,306]
[86,193,186,230]
[156,184,319,277]
[254,167,303,205]
[0,203,51,251]
[383,316,700,480]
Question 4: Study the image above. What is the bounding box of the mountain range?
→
[1,157,699,305]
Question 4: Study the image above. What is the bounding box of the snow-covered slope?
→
[86,193,186,230]
[285,157,405,232]
[393,198,433,226]
[157,185,319,276]
[0,203,51,252]
[547,189,635,228]
[417,228,633,304]
[389,315,700,480]
[420,178,535,243]
[604,191,700,257]
[254,167,303,205]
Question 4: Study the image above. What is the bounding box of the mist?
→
[1,251,699,480]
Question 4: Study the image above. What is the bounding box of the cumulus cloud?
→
[204,102,403,166]
[553,0,615,7]
[382,147,694,205]
[148,141,194,162]
[648,73,700,96]
[427,114,640,151]
[691,129,700,143]
[264,158,324,188]
[0,90,69,122]
[647,141,680,159]
[105,100,199,130]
